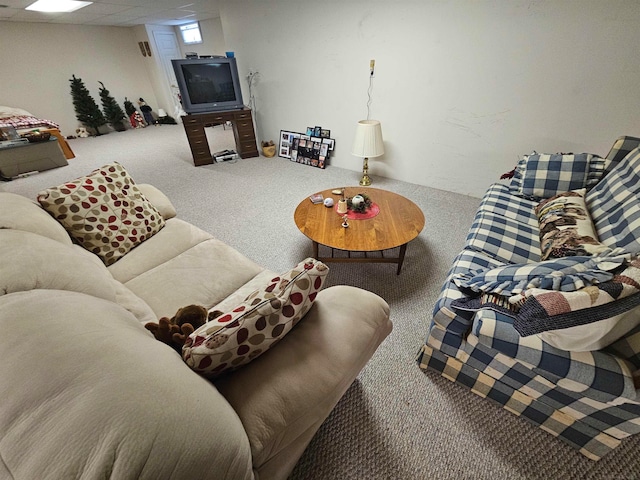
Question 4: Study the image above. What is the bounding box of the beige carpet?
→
[3,125,639,479]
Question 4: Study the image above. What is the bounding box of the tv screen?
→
[172,57,244,114]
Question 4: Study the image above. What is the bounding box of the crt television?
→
[171,57,244,114]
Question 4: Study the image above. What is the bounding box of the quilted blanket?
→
[0,105,59,132]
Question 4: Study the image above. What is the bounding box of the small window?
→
[179,22,202,45]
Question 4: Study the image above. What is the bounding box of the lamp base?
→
[359,156,371,186]
[359,174,371,186]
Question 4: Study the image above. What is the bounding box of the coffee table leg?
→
[313,241,319,260]
[397,243,408,275]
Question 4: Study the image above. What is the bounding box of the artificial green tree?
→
[123,97,137,117]
[69,75,106,135]
[98,81,126,132]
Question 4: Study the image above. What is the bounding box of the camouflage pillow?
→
[37,162,165,266]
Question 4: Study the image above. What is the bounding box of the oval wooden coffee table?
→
[294,187,425,274]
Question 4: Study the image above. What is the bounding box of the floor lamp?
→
[351,120,384,186]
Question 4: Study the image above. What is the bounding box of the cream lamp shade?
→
[351,120,384,186]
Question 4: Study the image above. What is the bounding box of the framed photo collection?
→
[279,126,335,169]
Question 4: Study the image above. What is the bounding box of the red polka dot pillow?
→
[183,258,329,378]
[37,162,165,266]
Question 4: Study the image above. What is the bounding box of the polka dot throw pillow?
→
[37,162,165,266]
[183,258,329,378]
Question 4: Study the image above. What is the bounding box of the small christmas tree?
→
[98,81,126,132]
[69,75,106,136]
[123,97,137,117]
[123,97,145,128]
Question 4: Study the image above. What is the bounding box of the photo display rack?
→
[278,126,335,169]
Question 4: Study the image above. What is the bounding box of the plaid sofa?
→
[417,136,640,461]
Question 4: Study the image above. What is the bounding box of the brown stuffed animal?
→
[145,305,222,352]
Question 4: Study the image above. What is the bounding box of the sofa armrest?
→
[0,289,253,479]
[605,136,640,164]
[215,285,391,480]
[137,183,177,220]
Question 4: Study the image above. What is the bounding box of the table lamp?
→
[351,120,384,186]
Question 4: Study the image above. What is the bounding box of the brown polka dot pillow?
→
[183,258,329,378]
[37,162,165,266]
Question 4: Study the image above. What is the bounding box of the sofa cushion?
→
[465,211,540,264]
[477,183,539,228]
[0,228,157,323]
[508,153,606,200]
[183,258,328,378]
[0,289,253,479]
[0,229,117,301]
[116,219,265,319]
[0,192,71,245]
[37,162,165,266]
[536,189,609,261]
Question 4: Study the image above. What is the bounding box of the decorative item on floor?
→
[138,98,156,126]
[155,109,177,125]
[123,97,145,128]
[75,127,90,138]
[98,81,126,132]
[279,128,334,169]
[69,74,107,136]
[261,140,276,157]
[352,119,384,186]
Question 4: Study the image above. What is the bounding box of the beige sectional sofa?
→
[0,177,392,479]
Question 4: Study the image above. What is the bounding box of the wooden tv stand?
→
[182,108,258,166]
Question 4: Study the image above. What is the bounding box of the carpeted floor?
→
[3,125,639,479]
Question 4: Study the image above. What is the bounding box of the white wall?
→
[219,0,640,197]
[0,21,160,136]
[1,2,639,197]
[176,17,227,58]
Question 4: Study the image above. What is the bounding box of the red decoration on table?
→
[334,202,380,220]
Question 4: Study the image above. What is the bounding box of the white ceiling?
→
[0,0,221,26]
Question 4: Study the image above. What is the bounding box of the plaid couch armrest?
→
[431,249,505,336]
[605,136,640,166]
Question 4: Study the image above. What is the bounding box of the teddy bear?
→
[76,127,90,138]
[145,305,222,352]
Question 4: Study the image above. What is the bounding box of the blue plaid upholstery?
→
[509,153,600,200]
[417,342,640,461]
[469,308,637,402]
[477,183,539,227]
[418,136,640,461]
[604,135,640,169]
[465,211,540,264]
[587,148,640,254]
[432,250,504,334]
[452,255,625,295]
